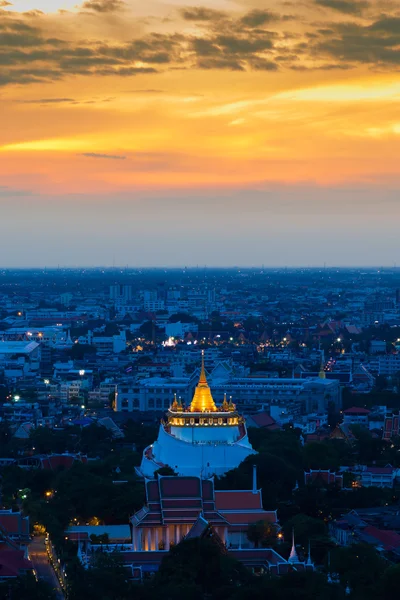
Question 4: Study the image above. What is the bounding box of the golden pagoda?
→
[190,351,217,413]
[171,393,179,411]
[221,393,229,412]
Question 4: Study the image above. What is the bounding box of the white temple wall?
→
[170,424,239,444]
[140,425,255,477]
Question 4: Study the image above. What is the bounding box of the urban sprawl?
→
[2,267,400,599]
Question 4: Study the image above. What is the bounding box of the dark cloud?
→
[21,97,76,103]
[126,89,164,93]
[212,34,274,55]
[0,31,44,47]
[7,1,400,85]
[81,152,127,159]
[191,38,220,57]
[0,68,62,86]
[249,57,279,70]
[315,0,369,15]
[369,16,400,33]
[313,20,400,65]
[240,10,279,28]
[180,6,225,21]
[197,57,245,71]
[80,0,126,13]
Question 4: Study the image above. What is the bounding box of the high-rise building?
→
[110,284,121,300]
[110,284,132,302]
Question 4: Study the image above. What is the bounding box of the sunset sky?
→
[1,0,400,267]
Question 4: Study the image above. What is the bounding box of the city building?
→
[343,407,371,427]
[116,368,341,415]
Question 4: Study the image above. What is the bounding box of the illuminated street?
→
[29,536,64,600]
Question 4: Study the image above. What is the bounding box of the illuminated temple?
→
[139,352,256,478]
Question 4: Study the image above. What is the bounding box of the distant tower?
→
[122,285,132,302]
[288,529,299,564]
[319,359,326,379]
[306,540,314,569]
[110,284,121,300]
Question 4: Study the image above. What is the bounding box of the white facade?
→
[140,420,255,478]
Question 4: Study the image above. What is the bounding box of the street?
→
[29,536,64,600]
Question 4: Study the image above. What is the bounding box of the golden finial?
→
[171,393,179,411]
[222,393,229,411]
[228,396,236,412]
[190,351,217,413]
[199,349,207,384]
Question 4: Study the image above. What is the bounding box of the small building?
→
[0,510,30,544]
[383,413,400,440]
[245,412,280,431]
[304,470,343,489]
[16,453,87,470]
[343,407,370,427]
[330,511,400,560]
[360,466,395,488]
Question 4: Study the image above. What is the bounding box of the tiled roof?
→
[134,476,277,530]
[0,511,29,538]
[38,453,87,470]
[215,491,262,511]
[185,515,209,540]
[0,549,32,578]
[248,413,278,428]
[344,407,371,415]
[221,512,277,525]
[365,467,394,475]
[361,526,400,550]
[159,477,201,498]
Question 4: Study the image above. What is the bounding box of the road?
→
[29,536,64,600]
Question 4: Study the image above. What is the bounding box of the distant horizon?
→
[0,265,398,271]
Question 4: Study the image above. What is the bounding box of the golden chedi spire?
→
[190,351,217,413]
[221,393,229,412]
[171,393,179,411]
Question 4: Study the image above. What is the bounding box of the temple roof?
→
[190,351,217,413]
[132,476,277,529]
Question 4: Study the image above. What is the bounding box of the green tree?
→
[155,536,251,596]
[381,564,400,600]
[247,520,278,548]
[0,573,57,600]
[69,344,97,360]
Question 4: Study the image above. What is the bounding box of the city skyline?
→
[1,0,400,265]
